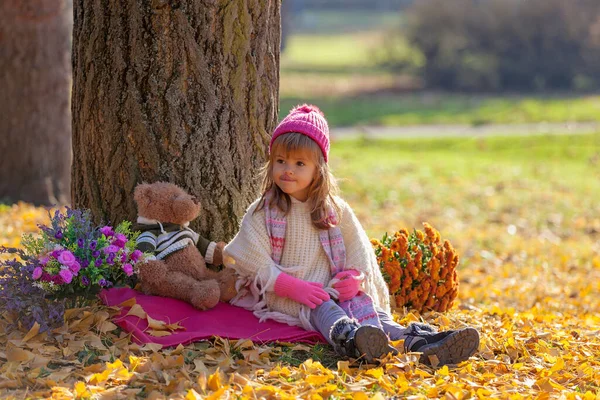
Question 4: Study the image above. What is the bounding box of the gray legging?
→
[309,300,409,345]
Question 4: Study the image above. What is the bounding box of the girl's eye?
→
[297,162,305,166]
[276,159,284,164]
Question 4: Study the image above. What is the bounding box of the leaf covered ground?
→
[1,134,599,399]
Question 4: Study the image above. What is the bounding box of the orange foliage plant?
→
[371,223,459,313]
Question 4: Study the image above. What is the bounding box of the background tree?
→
[0,1,72,205]
[397,0,600,91]
[71,1,280,241]
[281,0,292,52]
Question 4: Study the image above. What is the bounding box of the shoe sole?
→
[353,325,390,363]
[419,327,480,366]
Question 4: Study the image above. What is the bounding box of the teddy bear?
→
[132,181,237,310]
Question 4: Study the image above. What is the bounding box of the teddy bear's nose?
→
[191,196,199,205]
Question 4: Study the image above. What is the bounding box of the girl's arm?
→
[224,202,330,308]
[223,204,282,292]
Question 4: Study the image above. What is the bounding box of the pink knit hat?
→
[270,104,330,162]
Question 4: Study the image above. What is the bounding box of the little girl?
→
[224,105,479,365]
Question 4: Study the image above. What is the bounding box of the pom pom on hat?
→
[270,103,330,162]
[292,104,325,116]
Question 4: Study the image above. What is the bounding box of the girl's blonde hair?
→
[256,132,340,230]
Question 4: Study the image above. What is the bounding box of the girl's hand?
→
[333,269,363,302]
[274,272,330,309]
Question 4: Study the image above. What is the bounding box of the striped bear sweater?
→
[134,217,218,264]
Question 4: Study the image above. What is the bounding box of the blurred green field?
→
[332,132,600,239]
[280,10,600,127]
[280,92,600,127]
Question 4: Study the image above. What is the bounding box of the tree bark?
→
[0,0,72,205]
[71,0,280,241]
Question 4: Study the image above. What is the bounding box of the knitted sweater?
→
[224,196,390,330]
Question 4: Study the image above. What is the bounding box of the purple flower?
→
[94,258,103,267]
[81,259,90,268]
[54,230,63,239]
[107,254,115,265]
[77,238,85,248]
[59,269,73,284]
[92,250,101,258]
[58,251,76,267]
[130,250,142,262]
[100,226,114,237]
[39,256,49,265]
[51,249,62,259]
[89,241,97,250]
[122,263,134,277]
[112,233,127,248]
[98,279,107,287]
[32,267,43,280]
[81,276,90,286]
[70,262,81,275]
[103,245,120,255]
[120,252,128,263]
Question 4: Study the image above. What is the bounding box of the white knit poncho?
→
[224,196,390,331]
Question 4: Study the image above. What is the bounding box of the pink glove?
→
[274,273,330,309]
[333,269,363,302]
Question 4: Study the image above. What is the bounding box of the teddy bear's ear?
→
[134,183,152,206]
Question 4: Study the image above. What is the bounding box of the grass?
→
[281,32,383,72]
[332,132,600,239]
[280,87,600,128]
[278,344,338,369]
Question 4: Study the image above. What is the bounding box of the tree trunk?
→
[0,0,73,205]
[71,0,280,241]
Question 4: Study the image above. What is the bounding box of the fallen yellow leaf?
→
[73,381,90,397]
[205,387,227,400]
[97,320,118,333]
[185,389,202,400]
[364,367,384,379]
[304,374,331,385]
[147,315,170,330]
[147,329,173,337]
[124,304,147,319]
[207,369,222,391]
[118,297,137,308]
[21,321,40,343]
[6,347,33,363]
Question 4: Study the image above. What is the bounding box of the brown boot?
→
[403,323,480,366]
[331,319,394,363]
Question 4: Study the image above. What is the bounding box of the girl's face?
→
[272,149,318,202]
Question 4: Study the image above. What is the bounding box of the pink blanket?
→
[100,288,326,347]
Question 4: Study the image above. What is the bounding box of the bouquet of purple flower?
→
[22,208,144,297]
[0,208,145,333]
